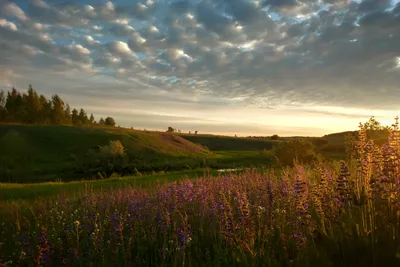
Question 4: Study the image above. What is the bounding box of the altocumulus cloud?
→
[0,0,399,136]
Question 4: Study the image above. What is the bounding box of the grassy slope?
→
[0,125,276,183]
[0,124,209,182]
[1,124,373,184]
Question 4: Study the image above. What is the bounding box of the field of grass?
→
[0,120,399,266]
[0,169,246,202]
[0,124,279,183]
[2,124,363,185]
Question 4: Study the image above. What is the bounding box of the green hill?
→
[179,134,280,151]
[0,124,210,182]
[307,129,390,159]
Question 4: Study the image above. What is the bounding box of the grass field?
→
[0,123,356,184]
[0,124,278,183]
[0,169,248,202]
[0,120,399,266]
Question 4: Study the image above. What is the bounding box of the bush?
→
[273,138,320,166]
[271,134,279,140]
[76,140,128,178]
[99,140,125,158]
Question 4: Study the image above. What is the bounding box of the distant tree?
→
[51,94,66,124]
[167,126,175,132]
[0,90,6,122]
[0,86,112,127]
[71,108,80,125]
[64,104,72,125]
[24,85,42,124]
[189,131,191,134]
[195,130,198,135]
[39,94,51,124]
[89,113,95,124]
[5,88,24,122]
[271,134,279,140]
[104,117,116,127]
[78,108,89,125]
[99,117,105,125]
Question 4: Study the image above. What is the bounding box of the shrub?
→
[99,140,125,158]
[271,134,279,140]
[76,140,128,178]
[273,138,320,166]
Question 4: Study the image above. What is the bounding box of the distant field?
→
[180,133,280,151]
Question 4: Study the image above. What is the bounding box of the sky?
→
[0,0,399,137]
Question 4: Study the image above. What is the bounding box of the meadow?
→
[0,118,399,266]
[0,124,277,183]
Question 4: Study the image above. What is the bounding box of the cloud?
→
[1,2,28,22]
[106,41,132,55]
[1,0,400,135]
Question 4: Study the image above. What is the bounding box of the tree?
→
[0,90,6,122]
[78,108,89,125]
[99,117,105,125]
[71,108,80,125]
[167,126,175,132]
[195,130,198,135]
[364,116,384,131]
[0,86,113,126]
[39,94,51,124]
[104,117,116,127]
[273,138,320,166]
[89,113,95,124]
[64,104,72,125]
[5,88,24,122]
[24,85,42,124]
[51,94,66,124]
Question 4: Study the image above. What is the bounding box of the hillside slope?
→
[179,134,280,151]
[0,124,209,182]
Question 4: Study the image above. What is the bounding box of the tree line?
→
[0,85,116,126]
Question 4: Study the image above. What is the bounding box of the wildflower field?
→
[1,119,400,266]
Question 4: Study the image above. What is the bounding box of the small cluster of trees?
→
[167,127,198,134]
[0,86,116,126]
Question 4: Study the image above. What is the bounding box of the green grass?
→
[0,124,353,184]
[0,124,211,182]
[0,124,280,183]
[0,168,248,202]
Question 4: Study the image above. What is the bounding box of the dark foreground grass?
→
[1,166,400,266]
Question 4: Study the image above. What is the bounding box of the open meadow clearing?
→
[1,120,399,266]
[2,0,400,265]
